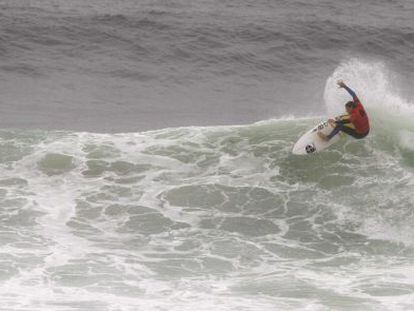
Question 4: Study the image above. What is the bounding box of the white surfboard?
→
[292,119,342,155]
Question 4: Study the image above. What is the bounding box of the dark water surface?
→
[1,0,413,131]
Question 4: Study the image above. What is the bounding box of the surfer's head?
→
[345,101,356,113]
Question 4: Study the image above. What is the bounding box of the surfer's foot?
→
[317,131,329,141]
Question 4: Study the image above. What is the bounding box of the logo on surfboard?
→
[305,143,316,154]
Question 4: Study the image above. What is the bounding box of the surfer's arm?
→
[335,119,350,125]
[337,80,359,102]
[335,114,351,125]
[343,85,359,102]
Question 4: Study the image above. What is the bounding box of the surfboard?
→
[292,119,342,155]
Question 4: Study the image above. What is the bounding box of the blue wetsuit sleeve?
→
[344,85,358,101]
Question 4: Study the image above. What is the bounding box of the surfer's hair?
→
[345,101,356,109]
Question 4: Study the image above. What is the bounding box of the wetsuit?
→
[327,86,370,140]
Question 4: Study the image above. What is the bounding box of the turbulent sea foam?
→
[0,61,413,310]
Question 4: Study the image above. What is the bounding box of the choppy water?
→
[1,63,414,309]
[1,0,414,131]
[1,0,414,310]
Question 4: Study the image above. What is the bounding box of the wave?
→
[0,102,413,232]
[4,59,414,248]
[0,60,413,309]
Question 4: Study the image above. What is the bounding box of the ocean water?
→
[1,0,414,310]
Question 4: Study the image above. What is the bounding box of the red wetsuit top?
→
[344,86,370,134]
[350,102,370,134]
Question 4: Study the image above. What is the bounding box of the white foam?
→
[324,58,414,119]
[0,97,414,310]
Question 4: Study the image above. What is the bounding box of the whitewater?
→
[0,59,412,310]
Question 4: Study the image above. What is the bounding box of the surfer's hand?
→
[337,80,346,88]
[328,119,335,126]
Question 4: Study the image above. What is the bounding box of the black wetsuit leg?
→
[327,123,369,140]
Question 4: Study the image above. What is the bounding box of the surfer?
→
[318,80,370,141]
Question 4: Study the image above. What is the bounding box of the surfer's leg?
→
[340,126,368,139]
[326,123,368,140]
[326,125,342,140]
